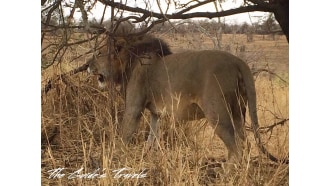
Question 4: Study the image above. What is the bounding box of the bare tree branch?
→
[127,19,166,37]
[41,0,47,6]
[252,68,288,84]
[176,0,216,15]
[247,0,268,6]
[99,0,275,20]
[41,0,61,44]
[41,23,107,34]
[42,63,89,95]
[246,118,289,133]
[98,0,275,38]
[41,0,288,73]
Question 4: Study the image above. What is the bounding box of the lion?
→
[87,34,286,164]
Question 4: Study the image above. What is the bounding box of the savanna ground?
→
[41,32,288,185]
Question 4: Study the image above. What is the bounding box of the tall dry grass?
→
[41,33,288,185]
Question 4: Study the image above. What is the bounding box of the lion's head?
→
[87,34,172,88]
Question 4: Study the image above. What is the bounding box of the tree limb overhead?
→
[99,0,275,21]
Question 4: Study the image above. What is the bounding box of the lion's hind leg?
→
[231,94,251,164]
[199,96,243,165]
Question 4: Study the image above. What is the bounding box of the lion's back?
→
[145,50,247,97]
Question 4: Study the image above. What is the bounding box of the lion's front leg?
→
[146,113,160,150]
[120,106,144,144]
[119,85,147,144]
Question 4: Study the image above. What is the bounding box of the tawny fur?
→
[87,34,283,164]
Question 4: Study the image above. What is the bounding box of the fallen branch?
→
[246,118,289,133]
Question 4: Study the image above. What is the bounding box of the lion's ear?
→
[130,41,146,56]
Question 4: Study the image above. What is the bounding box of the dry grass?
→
[41,33,288,185]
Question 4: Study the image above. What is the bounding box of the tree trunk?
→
[273,0,289,42]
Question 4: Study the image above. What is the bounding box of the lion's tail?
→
[238,60,289,164]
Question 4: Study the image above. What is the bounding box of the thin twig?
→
[42,63,89,95]
[252,68,288,84]
[246,118,289,133]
